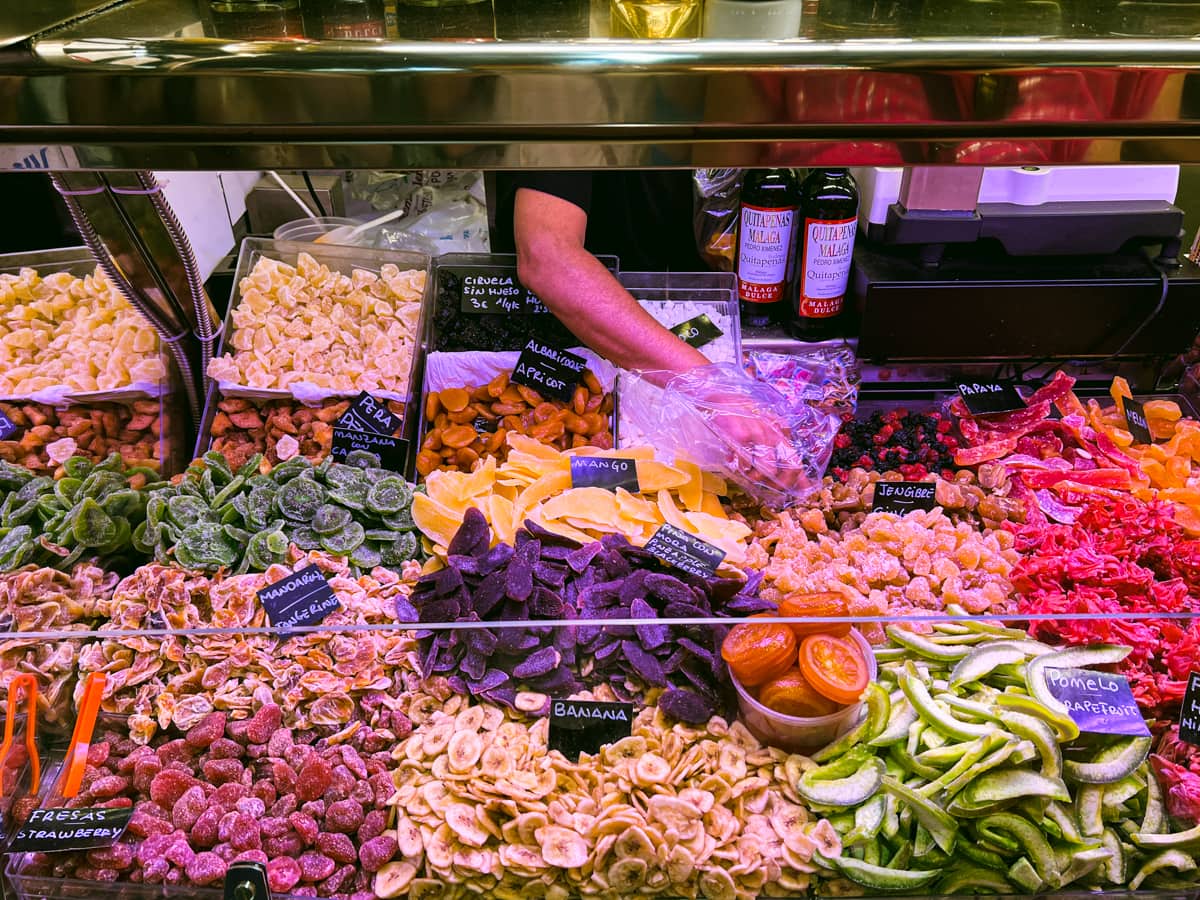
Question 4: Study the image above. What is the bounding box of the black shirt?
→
[492,171,705,272]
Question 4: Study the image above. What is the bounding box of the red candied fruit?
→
[267,857,302,893]
[295,756,333,803]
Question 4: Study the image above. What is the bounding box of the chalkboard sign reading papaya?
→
[957,381,1025,416]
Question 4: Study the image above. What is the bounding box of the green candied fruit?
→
[351,541,383,570]
[203,450,234,483]
[380,530,419,566]
[101,489,144,520]
[62,456,93,480]
[381,506,415,532]
[245,485,278,530]
[73,498,117,548]
[245,528,288,571]
[311,504,353,535]
[175,522,240,570]
[319,521,366,556]
[0,462,33,492]
[269,457,310,484]
[166,494,211,528]
[276,477,326,522]
[366,477,412,516]
[344,450,381,470]
[286,525,323,551]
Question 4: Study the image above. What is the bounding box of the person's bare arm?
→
[513,187,708,385]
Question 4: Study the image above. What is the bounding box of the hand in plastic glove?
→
[708,410,813,496]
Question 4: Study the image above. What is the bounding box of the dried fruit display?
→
[210,396,407,472]
[0,563,117,725]
[802,622,1200,897]
[207,252,424,395]
[755,507,1019,643]
[137,451,420,576]
[0,400,164,476]
[0,265,165,394]
[1012,491,1200,718]
[419,371,614,476]
[13,708,398,897]
[384,693,828,900]
[828,409,960,481]
[404,508,770,722]
[0,454,157,573]
[77,552,417,744]
[413,436,751,569]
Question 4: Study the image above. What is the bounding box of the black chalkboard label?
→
[569,456,639,492]
[873,481,938,514]
[338,392,402,437]
[1124,398,1153,445]
[958,381,1026,416]
[670,314,724,350]
[511,341,586,403]
[1180,672,1200,746]
[258,564,340,631]
[331,427,410,473]
[451,266,551,315]
[0,411,19,441]
[644,524,726,578]
[1043,667,1149,737]
[10,806,133,853]
[548,699,634,762]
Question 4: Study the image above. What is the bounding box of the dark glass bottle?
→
[790,168,859,342]
[209,1,305,38]
[735,168,801,328]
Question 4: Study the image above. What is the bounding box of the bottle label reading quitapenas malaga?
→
[737,204,796,304]
[798,216,856,318]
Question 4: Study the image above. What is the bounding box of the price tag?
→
[569,456,639,492]
[670,313,724,350]
[644,524,726,578]
[258,564,341,632]
[957,381,1026,417]
[511,340,586,403]
[450,266,551,315]
[9,806,133,853]
[548,699,633,762]
[331,427,410,473]
[1043,667,1149,736]
[0,410,19,441]
[1124,398,1153,445]
[872,482,938,514]
[338,392,402,437]
[1179,672,1200,745]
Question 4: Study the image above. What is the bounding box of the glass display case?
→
[2,3,1200,900]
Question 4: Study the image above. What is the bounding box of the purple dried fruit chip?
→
[447,507,490,558]
[658,687,713,724]
[513,647,561,679]
[620,640,667,686]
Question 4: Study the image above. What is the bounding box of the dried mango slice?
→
[524,508,594,545]
[615,488,659,524]
[514,470,573,520]
[635,461,690,492]
[508,434,564,462]
[657,489,697,534]
[458,456,498,501]
[541,488,620,528]
[411,492,464,550]
[701,471,728,496]
[674,459,704,512]
[700,493,727,518]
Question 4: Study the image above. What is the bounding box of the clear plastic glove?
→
[624,363,841,509]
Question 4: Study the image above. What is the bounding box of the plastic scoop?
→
[0,674,39,797]
[315,206,407,246]
[60,672,106,799]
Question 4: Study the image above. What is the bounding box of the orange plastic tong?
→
[0,674,40,797]
[60,672,106,800]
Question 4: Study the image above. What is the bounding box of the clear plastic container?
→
[731,628,877,753]
[272,216,359,244]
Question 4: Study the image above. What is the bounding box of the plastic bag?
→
[693,169,742,272]
[623,363,841,509]
[343,171,490,255]
[748,345,860,416]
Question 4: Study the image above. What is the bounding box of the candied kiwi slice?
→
[311,504,353,535]
[73,498,117,549]
[319,521,366,556]
[287,525,323,551]
[269,457,310,484]
[344,450,381,470]
[381,530,419,566]
[166,495,211,529]
[382,506,416,532]
[366,477,412,515]
[175,522,240,570]
[351,541,383,570]
[276,477,327,522]
[61,457,92,481]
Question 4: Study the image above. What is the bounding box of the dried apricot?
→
[441,425,478,449]
[441,388,470,413]
[487,372,509,398]
[425,392,442,421]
